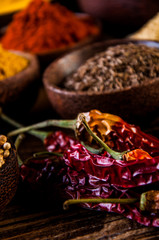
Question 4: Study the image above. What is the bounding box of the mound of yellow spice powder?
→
[0,0,51,15]
[0,45,28,80]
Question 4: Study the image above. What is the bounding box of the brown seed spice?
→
[63,43,159,92]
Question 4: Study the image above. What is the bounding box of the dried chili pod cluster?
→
[18,128,159,227]
[0,135,11,168]
[76,109,159,156]
[1,109,159,226]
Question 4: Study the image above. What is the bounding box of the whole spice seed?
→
[3,150,10,158]
[0,135,11,167]
[3,142,11,150]
[63,43,159,92]
[0,135,7,145]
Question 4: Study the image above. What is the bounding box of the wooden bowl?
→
[43,39,159,122]
[0,138,19,211]
[77,0,159,30]
[0,50,40,116]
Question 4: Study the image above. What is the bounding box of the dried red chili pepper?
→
[81,114,154,161]
[19,131,76,198]
[1,108,159,188]
[63,190,159,214]
[7,109,159,157]
[15,129,158,227]
[62,185,159,227]
[60,142,159,227]
[19,138,159,227]
[1,109,159,227]
[63,143,159,188]
[44,131,78,153]
[76,110,159,157]
[123,149,152,161]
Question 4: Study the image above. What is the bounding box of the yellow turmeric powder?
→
[0,0,50,15]
[0,45,28,80]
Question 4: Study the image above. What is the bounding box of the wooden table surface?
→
[1,198,159,240]
[0,88,159,240]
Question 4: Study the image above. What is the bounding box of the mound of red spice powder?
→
[1,0,99,53]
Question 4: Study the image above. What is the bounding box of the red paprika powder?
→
[1,0,99,53]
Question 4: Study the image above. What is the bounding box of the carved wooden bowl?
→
[0,50,40,115]
[78,0,159,31]
[43,39,159,121]
[0,138,19,211]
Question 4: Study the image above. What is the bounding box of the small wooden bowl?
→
[0,50,40,115]
[43,39,159,121]
[78,0,159,31]
[0,138,19,211]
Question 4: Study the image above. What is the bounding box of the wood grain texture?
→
[0,199,159,240]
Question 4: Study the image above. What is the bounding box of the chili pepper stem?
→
[80,114,127,160]
[7,119,76,137]
[0,109,51,141]
[33,151,63,158]
[81,141,103,154]
[28,130,49,141]
[63,198,138,210]
[14,134,25,166]
[0,108,23,128]
[22,151,63,165]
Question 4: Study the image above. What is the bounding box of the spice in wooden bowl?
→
[0,48,39,117]
[43,39,159,120]
[1,0,100,54]
[63,43,159,92]
[0,45,28,80]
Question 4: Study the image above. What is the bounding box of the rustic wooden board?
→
[0,197,159,240]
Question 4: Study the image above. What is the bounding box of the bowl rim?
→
[43,38,159,96]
